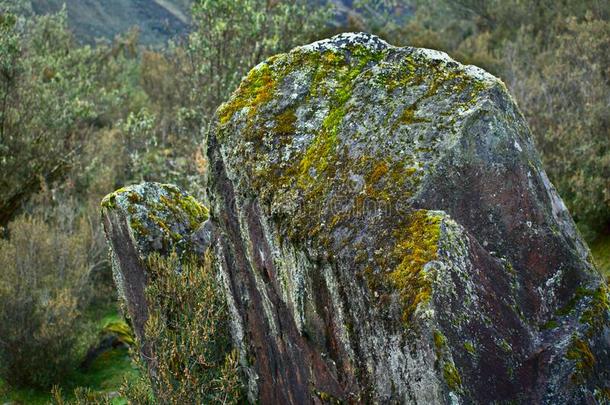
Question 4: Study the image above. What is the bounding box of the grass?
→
[590,233,610,280]
[0,304,139,404]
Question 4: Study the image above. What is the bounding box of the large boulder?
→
[207,33,609,403]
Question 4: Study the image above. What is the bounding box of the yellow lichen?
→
[369,161,389,184]
[218,63,276,125]
[100,186,130,209]
[388,210,442,324]
[443,362,462,391]
[400,104,431,124]
[566,336,596,385]
[274,109,297,135]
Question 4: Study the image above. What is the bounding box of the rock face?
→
[101,182,210,374]
[207,33,609,403]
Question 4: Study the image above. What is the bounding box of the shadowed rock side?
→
[100,182,210,379]
[208,33,609,404]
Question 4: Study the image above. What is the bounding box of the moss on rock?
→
[566,336,596,382]
[443,362,462,391]
[388,210,442,324]
[101,182,208,258]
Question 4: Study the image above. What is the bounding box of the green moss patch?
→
[388,210,442,324]
[443,362,462,391]
[463,341,476,355]
[580,285,609,337]
[566,336,596,382]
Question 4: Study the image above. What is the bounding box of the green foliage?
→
[512,16,610,236]
[0,3,335,397]
[125,252,243,404]
[590,234,610,278]
[0,8,146,226]
[0,210,95,389]
[125,0,334,199]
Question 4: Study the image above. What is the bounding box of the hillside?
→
[29,0,191,44]
[19,0,405,45]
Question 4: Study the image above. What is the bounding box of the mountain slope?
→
[20,1,407,45]
[29,0,190,45]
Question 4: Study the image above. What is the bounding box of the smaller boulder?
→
[100,182,209,376]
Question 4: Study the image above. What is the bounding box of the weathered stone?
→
[207,32,609,404]
[100,182,209,376]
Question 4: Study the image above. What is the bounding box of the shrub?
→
[0,212,95,389]
[504,15,610,237]
[124,251,243,404]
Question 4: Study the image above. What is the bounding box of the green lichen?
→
[498,339,512,353]
[540,319,559,330]
[434,330,447,350]
[554,284,609,338]
[556,286,593,316]
[159,193,208,229]
[580,284,609,337]
[463,341,476,355]
[566,336,596,382]
[297,46,384,188]
[101,186,130,209]
[443,362,462,391]
[312,389,341,404]
[129,216,149,237]
[218,63,276,125]
[595,387,610,402]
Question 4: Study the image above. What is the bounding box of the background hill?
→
[19,0,407,44]
[26,0,191,44]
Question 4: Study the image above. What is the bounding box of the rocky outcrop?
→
[208,33,609,403]
[100,182,210,375]
[103,33,609,404]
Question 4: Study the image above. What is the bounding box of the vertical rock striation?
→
[207,33,609,403]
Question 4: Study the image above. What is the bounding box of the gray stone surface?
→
[208,32,609,403]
